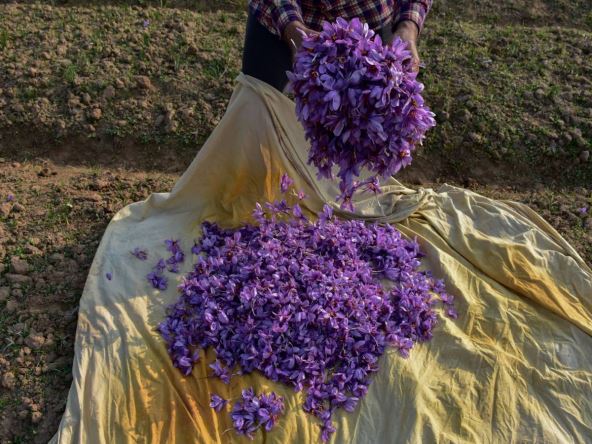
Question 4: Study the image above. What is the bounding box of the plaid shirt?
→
[249,0,432,38]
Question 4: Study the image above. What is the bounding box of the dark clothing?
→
[241,13,395,92]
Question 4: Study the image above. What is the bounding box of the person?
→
[242,0,432,92]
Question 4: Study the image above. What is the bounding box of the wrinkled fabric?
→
[51,74,592,444]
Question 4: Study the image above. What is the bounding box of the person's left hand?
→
[393,20,420,72]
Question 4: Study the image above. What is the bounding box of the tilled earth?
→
[0,0,591,442]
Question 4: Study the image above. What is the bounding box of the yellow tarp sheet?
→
[51,74,592,443]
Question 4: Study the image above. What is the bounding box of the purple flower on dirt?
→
[209,394,228,412]
[288,18,436,208]
[106,272,112,281]
[142,19,150,28]
[5,193,14,202]
[130,247,148,260]
[158,175,456,442]
[577,206,588,215]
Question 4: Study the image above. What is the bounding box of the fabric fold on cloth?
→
[51,74,592,444]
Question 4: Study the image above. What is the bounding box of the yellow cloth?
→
[51,74,592,444]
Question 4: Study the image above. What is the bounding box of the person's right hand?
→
[282,21,319,59]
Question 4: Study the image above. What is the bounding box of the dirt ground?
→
[0,1,591,442]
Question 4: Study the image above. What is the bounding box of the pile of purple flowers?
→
[158,176,456,441]
[287,18,436,209]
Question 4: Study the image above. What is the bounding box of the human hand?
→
[393,20,420,72]
[283,21,319,59]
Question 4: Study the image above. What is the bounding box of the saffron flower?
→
[287,18,436,209]
[209,394,228,412]
[209,360,231,384]
[165,239,185,273]
[130,247,148,260]
[146,257,168,290]
[280,173,294,193]
[146,271,167,290]
[158,176,456,441]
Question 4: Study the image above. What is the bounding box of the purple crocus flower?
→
[209,394,228,412]
[209,360,231,384]
[280,173,294,193]
[106,272,112,281]
[130,247,148,260]
[147,271,167,290]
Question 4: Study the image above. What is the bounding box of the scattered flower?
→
[130,247,148,260]
[142,19,150,28]
[209,394,228,412]
[577,206,588,215]
[165,239,184,273]
[280,173,294,193]
[5,193,14,202]
[146,272,167,290]
[146,258,168,290]
[106,272,112,281]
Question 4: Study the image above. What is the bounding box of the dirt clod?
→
[31,411,43,424]
[135,75,154,90]
[1,371,16,390]
[5,299,19,313]
[103,85,116,100]
[25,334,46,350]
[10,256,30,274]
[0,287,10,302]
[5,273,32,284]
[88,108,102,121]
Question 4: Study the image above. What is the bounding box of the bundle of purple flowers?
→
[157,175,456,441]
[287,18,436,209]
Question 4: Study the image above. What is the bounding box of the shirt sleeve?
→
[249,0,304,37]
[393,0,433,34]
